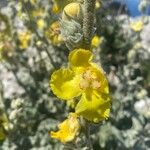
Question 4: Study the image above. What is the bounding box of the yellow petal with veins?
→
[75,90,110,123]
[69,49,93,68]
[50,68,81,100]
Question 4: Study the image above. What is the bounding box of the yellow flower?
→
[18,30,31,49]
[45,21,63,46]
[32,9,44,17]
[130,20,144,32]
[0,113,9,140]
[50,113,80,143]
[37,18,45,30]
[50,49,110,122]
[52,3,60,14]
[96,0,101,9]
[91,35,102,48]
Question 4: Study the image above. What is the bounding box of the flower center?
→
[79,69,101,90]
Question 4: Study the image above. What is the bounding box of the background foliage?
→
[0,0,150,149]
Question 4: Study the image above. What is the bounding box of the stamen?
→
[82,70,92,80]
[80,69,101,90]
[79,79,89,90]
[91,80,101,89]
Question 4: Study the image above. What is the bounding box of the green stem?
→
[83,0,96,49]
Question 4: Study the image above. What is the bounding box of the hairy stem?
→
[81,118,93,150]
[83,0,96,49]
[85,121,93,150]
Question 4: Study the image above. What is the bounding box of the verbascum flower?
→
[45,21,63,46]
[0,113,9,140]
[32,9,44,17]
[50,49,110,123]
[62,2,83,22]
[0,42,13,61]
[50,113,80,143]
[52,3,60,14]
[18,30,31,49]
[96,0,101,9]
[91,35,103,48]
[130,20,144,32]
[37,18,45,30]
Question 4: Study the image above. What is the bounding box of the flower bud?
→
[60,19,83,50]
[62,2,83,22]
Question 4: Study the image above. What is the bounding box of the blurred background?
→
[0,0,150,149]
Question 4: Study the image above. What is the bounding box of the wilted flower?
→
[130,20,144,32]
[50,49,110,122]
[0,42,13,61]
[50,113,80,143]
[45,21,63,46]
[18,30,31,49]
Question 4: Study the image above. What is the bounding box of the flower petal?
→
[69,49,93,68]
[50,68,81,100]
[75,90,110,123]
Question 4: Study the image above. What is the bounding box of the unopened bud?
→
[62,3,83,22]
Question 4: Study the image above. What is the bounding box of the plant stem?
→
[85,121,93,150]
[83,0,96,49]
[81,118,93,150]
